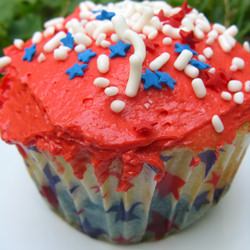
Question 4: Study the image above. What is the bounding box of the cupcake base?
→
[20,125,249,244]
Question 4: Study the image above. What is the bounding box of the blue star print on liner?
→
[193,191,210,210]
[141,69,162,90]
[61,32,75,49]
[81,218,107,238]
[66,63,88,79]
[189,59,211,70]
[43,164,60,192]
[175,43,198,55]
[23,44,36,62]
[109,40,131,58]
[96,10,115,20]
[78,49,97,63]
[156,71,177,90]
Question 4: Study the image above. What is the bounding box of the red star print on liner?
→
[40,186,59,209]
[156,171,185,200]
[180,30,200,48]
[207,172,221,187]
[91,185,101,193]
[76,208,84,215]
[147,212,178,239]
[190,156,201,169]
[113,236,134,244]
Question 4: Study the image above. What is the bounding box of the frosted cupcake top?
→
[0,1,250,164]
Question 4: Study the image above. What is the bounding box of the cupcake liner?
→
[21,126,250,244]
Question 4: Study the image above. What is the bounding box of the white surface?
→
[0,139,250,250]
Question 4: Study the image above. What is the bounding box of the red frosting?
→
[1,6,250,191]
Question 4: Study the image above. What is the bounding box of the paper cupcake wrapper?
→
[20,127,249,244]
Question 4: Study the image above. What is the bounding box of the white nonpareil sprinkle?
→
[212,115,224,133]
[233,92,244,104]
[0,56,11,68]
[95,33,106,45]
[149,52,170,71]
[104,86,119,96]
[191,78,207,99]
[44,31,66,53]
[37,53,46,63]
[198,54,206,62]
[174,49,193,71]
[218,35,232,53]
[194,26,205,40]
[132,6,154,32]
[162,24,180,39]
[44,17,64,29]
[230,65,238,72]
[32,32,43,44]
[73,33,92,47]
[227,80,243,92]
[44,26,55,37]
[243,41,250,53]
[221,91,232,101]
[97,54,110,74]
[231,57,245,70]
[208,67,216,74]
[162,37,172,45]
[93,77,110,88]
[213,23,226,34]
[245,81,250,92]
[100,40,111,48]
[110,100,126,113]
[93,21,114,39]
[225,25,238,37]
[13,39,24,50]
[74,44,86,53]
[203,47,213,59]
[111,33,119,42]
[184,64,199,78]
[54,46,69,61]
[206,36,216,45]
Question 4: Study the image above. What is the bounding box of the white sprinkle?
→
[208,67,216,74]
[218,35,232,53]
[150,16,162,30]
[212,115,224,133]
[225,25,238,37]
[93,77,110,88]
[44,17,64,29]
[44,26,55,37]
[54,46,69,61]
[37,53,46,63]
[228,80,243,92]
[111,33,119,42]
[174,50,193,71]
[198,54,206,62]
[208,30,218,38]
[162,24,180,39]
[230,65,238,72]
[203,47,213,59]
[144,103,150,109]
[194,26,205,40]
[206,36,216,45]
[13,39,24,50]
[162,37,172,45]
[100,40,111,48]
[221,91,232,101]
[213,23,226,34]
[181,17,194,31]
[233,92,244,104]
[43,31,66,53]
[232,57,245,70]
[95,33,106,45]
[243,41,250,53]
[110,100,126,113]
[192,78,207,99]
[74,44,86,53]
[97,54,110,74]
[73,33,92,47]
[132,7,154,32]
[148,30,158,40]
[32,32,43,44]
[184,64,199,78]
[149,52,170,71]
[66,18,84,34]
[244,81,250,92]
[104,86,119,96]
[0,56,11,69]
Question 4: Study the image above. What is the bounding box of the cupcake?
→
[1,0,250,244]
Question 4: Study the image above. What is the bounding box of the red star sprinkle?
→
[144,39,160,53]
[180,30,200,48]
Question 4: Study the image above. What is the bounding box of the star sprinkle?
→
[109,40,131,58]
[66,63,88,79]
[145,39,159,53]
[180,30,200,48]
[141,69,162,90]
[23,44,36,62]
[189,59,211,70]
[198,150,217,178]
[60,32,74,49]
[96,10,115,20]
[78,49,97,63]
[81,218,107,238]
[175,43,198,55]
[193,191,210,210]
[106,200,141,222]
[43,164,60,192]
[156,71,177,90]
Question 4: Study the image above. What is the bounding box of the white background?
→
[0,139,250,250]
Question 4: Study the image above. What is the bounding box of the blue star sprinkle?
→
[109,40,131,58]
[193,191,210,210]
[78,49,97,63]
[43,164,60,192]
[106,200,141,222]
[96,10,115,21]
[189,59,211,70]
[198,150,217,177]
[81,218,107,238]
[156,71,177,90]
[23,44,36,62]
[175,43,198,55]
[60,32,75,49]
[66,63,88,80]
[142,69,162,90]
